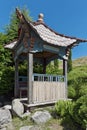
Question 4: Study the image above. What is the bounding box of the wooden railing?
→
[19,74,65,83]
[18,74,66,99]
[33,73,65,82]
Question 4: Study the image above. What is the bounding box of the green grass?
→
[12,117,34,130]
[12,116,63,130]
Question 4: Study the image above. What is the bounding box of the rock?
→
[0,128,6,130]
[3,105,11,110]
[12,99,24,117]
[6,122,15,130]
[0,109,12,129]
[31,111,51,124]
[21,111,31,119]
[19,126,33,130]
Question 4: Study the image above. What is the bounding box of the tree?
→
[0,33,13,95]
[0,33,11,71]
[46,59,62,75]
[5,7,32,41]
[0,7,32,95]
[54,59,59,69]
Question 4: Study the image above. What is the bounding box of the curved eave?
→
[4,40,17,50]
[29,22,87,48]
[67,39,87,48]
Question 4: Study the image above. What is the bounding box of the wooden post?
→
[43,58,46,74]
[63,59,68,99]
[14,59,19,97]
[27,53,33,104]
[63,59,65,75]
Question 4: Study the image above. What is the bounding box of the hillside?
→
[58,56,87,70]
[72,56,87,67]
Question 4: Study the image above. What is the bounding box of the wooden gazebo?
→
[5,8,87,106]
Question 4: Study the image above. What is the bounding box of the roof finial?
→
[37,13,44,23]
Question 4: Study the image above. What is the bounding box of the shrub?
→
[55,100,74,118]
[79,85,87,97]
[73,95,87,129]
[68,66,87,100]
[0,66,14,95]
[68,86,76,99]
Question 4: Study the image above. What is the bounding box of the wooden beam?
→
[14,59,19,97]
[43,58,46,74]
[27,53,33,104]
[63,59,68,99]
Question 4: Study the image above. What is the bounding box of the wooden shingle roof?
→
[30,22,87,48]
[5,8,87,50]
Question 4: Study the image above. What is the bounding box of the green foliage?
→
[0,33,12,78]
[79,85,87,97]
[0,33,11,64]
[73,95,87,129]
[21,6,32,21]
[0,7,32,95]
[54,59,59,69]
[54,99,87,129]
[5,11,19,40]
[5,7,32,41]
[68,86,76,98]
[68,65,87,100]
[0,66,14,95]
[55,100,74,118]
[54,66,87,129]
[46,60,62,75]
[34,63,43,73]
[18,60,27,76]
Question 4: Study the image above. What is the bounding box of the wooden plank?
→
[23,99,68,108]
[32,81,66,104]
[43,44,59,53]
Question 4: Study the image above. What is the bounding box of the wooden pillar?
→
[27,53,33,104]
[43,58,46,74]
[14,59,19,97]
[63,59,68,99]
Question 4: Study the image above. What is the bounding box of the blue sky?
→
[0,0,87,59]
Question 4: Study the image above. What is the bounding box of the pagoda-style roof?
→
[30,22,87,47]
[5,8,87,60]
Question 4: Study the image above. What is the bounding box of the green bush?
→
[79,85,87,97]
[54,99,87,129]
[0,66,14,95]
[73,95,87,129]
[68,86,76,99]
[55,100,74,118]
[68,66,87,100]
